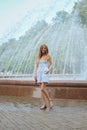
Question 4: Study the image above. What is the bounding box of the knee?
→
[41,87,44,92]
[40,83,45,91]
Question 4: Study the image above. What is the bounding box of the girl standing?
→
[34,44,53,110]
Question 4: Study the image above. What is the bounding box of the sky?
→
[0,0,49,35]
[0,0,78,42]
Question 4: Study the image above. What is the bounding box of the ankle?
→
[40,105,47,110]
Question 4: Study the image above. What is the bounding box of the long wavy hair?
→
[37,44,49,60]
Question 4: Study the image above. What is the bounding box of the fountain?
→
[0,0,87,99]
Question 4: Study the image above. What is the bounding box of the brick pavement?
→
[0,97,87,130]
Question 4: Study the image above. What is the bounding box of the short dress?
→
[37,60,49,83]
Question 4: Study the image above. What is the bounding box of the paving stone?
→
[0,99,87,130]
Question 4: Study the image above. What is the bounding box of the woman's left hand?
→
[44,69,50,74]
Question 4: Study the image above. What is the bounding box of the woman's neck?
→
[40,54,48,60]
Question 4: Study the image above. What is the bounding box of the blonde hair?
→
[37,44,49,60]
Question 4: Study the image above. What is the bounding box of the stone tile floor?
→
[0,96,87,130]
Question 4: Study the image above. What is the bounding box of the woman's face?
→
[41,46,47,54]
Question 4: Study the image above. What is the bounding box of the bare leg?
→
[41,90,46,105]
[40,83,53,109]
[40,84,47,109]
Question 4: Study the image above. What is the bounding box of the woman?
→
[34,44,53,110]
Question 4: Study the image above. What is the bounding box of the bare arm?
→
[45,55,53,74]
[48,55,52,72]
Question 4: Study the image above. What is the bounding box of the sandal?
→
[49,101,53,109]
[40,105,47,110]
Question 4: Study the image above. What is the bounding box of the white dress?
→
[37,60,49,83]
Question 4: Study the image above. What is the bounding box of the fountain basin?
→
[0,79,87,100]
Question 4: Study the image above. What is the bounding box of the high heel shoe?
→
[40,105,47,110]
[49,101,53,109]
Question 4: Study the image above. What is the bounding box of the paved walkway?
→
[0,96,87,130]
